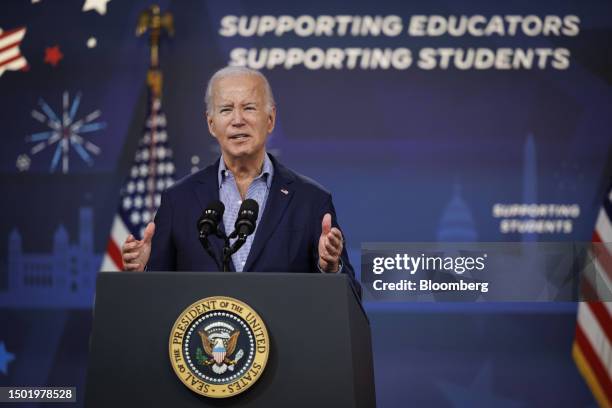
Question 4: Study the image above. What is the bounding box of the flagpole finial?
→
[136,4,174,97]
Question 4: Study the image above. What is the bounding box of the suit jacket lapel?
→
[244,156,295,272]
[193,159,234,271]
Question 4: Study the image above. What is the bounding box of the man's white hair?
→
[205,66,275,115]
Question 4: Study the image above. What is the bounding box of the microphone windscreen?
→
[239,199,258,218]
[234,199,259,236]
[197,200,226,235]
[207,200,225,217]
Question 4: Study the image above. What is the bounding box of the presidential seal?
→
[169,296,269,398]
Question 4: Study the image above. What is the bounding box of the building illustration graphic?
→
[437,183,478,242]
[3,207,102,308]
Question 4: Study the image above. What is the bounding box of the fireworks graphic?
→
[23,91,106,173]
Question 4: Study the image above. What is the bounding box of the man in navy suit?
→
[121,66,354,282]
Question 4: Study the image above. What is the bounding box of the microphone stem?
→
[198,234,222,271]
[222,234,247,272]
[223,234,232,272]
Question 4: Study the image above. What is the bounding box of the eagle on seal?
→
[198,330,240,374]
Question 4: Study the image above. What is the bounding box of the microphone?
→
[234,199,259,238]
[222,199,259,272]
[197,200,225,237]
[197,201,225,272]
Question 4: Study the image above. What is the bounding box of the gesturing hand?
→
[121,222,155,271]
[318,213,343,273]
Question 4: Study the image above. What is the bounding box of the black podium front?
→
[85,272,375,407]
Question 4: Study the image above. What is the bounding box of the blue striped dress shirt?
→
[218,153,274,272]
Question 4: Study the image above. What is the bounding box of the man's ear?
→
[267,106,276,133]
[206,113,216,138]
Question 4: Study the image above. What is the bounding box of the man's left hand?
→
[318,213,343,273]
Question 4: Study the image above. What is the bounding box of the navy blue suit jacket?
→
[148,155,356,285]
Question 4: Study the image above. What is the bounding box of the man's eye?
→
[220,108,231,113]
[245,106,255,111]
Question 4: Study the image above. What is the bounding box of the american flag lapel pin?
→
[280,188,289,195]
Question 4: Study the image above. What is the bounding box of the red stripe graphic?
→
[588,302,612,345]
[0,27,24,39]
[106,238,123,270]
[575,323,612,403]
[592,231,612,282]
[0,54,25,69]
[0,40,22,55]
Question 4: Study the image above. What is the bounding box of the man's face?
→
[206,74,275,162]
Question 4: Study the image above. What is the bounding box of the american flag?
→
[0,26,28,76]
[100,95,175,271]
[573,184,612,407]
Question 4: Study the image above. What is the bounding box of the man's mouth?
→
[229,134,250,140]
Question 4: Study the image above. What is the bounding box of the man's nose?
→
[231,109,245,126]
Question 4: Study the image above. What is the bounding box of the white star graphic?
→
[86,36,97,48]
[16,154,31,172]
[82,0,110,16]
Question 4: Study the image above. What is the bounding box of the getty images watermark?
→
[361,242,611,302]
[371,252,489,293]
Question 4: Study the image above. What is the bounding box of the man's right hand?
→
[121,222,155,271]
